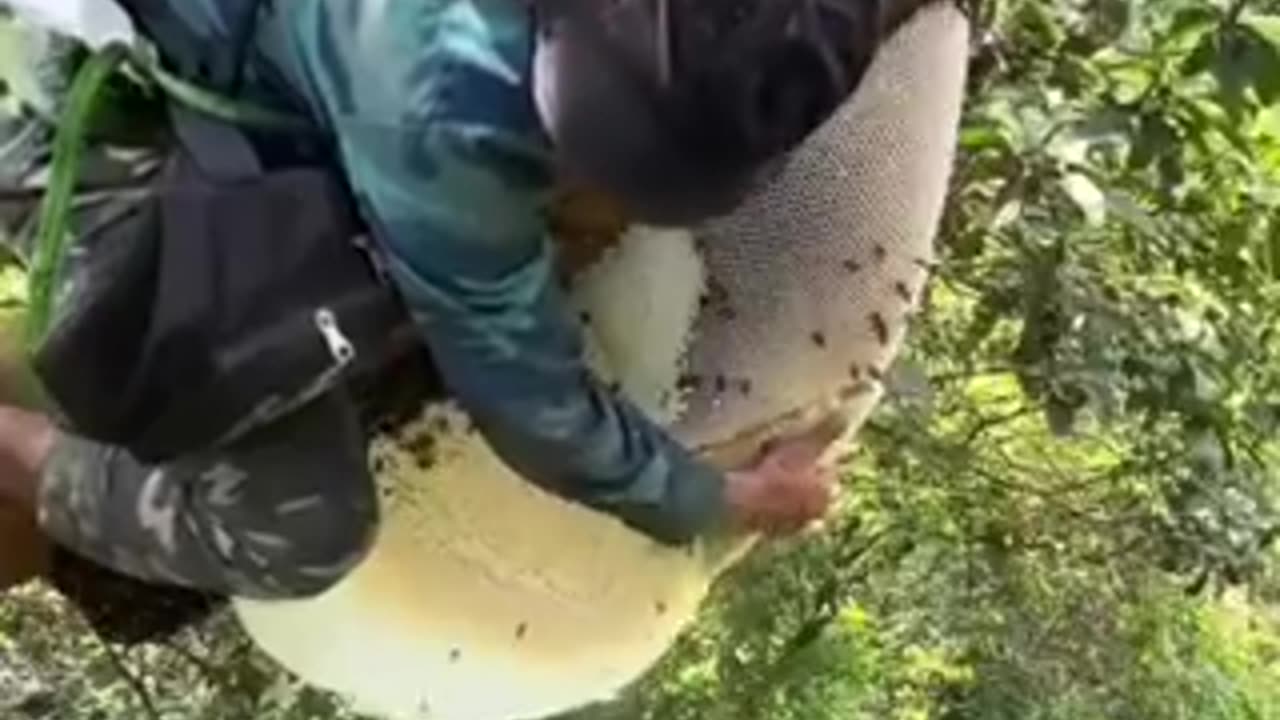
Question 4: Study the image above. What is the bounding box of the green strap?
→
[24,41,319,351]
[24,43,131,350]
[131,42,317,134]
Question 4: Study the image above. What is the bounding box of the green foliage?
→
[572,1,1280,719]
[4,1,1280,719]
[0,584,370,720]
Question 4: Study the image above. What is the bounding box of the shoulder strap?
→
[135,43,315,133]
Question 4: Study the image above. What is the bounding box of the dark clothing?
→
[39,392,378,600]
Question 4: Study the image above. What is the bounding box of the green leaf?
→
[1048,133,1090,166]
[1209,25,1280,112]
[1169,5,1219,43]
[1182,31,1219,78]
[1240,14,1280,52]
[1105,191,1161,237]
[959,126,1010,153]
[992,198,1024,231]
[1060,172,1108,226]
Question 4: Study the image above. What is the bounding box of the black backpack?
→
[25,38,419,463]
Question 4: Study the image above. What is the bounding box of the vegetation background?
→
[4,0,1280,718]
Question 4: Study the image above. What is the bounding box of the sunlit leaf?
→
[1059,172,1108,226]
[991,198,1024,231]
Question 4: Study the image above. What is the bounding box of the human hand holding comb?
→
[721,412,848,538]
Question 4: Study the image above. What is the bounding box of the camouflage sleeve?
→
[37,391,378,599]
[291,2,728,545]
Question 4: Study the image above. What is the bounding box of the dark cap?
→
[532,0,883,226]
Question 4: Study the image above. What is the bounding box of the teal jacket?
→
[126,0,727,544]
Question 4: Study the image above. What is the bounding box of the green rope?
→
[131,41,316,133]
[24,43,131,350]
[24,40,320,351]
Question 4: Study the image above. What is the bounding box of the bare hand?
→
[722,414,847,537]
[0,406,55,591]
[0,406,55,512]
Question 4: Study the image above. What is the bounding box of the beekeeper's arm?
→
[289,1,841,546]
[294,2,730,543]
[331,113,728,544]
